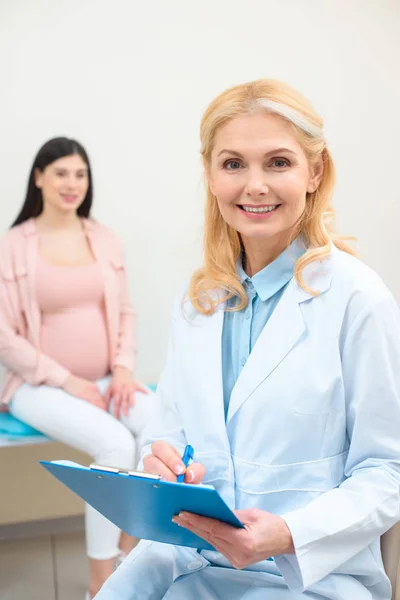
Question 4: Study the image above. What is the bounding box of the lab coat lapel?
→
[227,250,334,424]
[227,282,305,423]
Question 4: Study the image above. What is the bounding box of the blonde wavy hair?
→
[188,79,356,315]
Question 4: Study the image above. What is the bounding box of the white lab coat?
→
[96,246,400,600]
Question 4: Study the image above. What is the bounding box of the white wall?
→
[0,0,399,383]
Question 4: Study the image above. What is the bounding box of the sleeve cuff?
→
[49,367,70,387]
[113,355,135,373]
[274,552,307,593]
[46,364,70,388]
[274,511,324,592]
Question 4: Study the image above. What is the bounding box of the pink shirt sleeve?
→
[0,277,70,387]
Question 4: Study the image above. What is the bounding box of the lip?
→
[61,194,79,203]
[239,204,278,208]
[238,204,280,220]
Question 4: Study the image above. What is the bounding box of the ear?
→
[307,157,324,194]
[34,168,43,189]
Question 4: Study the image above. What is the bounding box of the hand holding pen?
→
[143,441,205,483]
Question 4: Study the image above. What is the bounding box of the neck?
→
[242,232,293,277]
[35,207,82,232]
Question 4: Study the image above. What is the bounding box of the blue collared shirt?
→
[222,239,306,418]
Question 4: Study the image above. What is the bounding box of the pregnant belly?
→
[40,306,110,381]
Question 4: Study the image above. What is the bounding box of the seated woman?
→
[95,80,400,600]
[0,137,158,599]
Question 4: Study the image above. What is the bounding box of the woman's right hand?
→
[143,441,206,483]
[63,375,106,410]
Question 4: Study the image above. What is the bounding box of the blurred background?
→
[0,1,399,598]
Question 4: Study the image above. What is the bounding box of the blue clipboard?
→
[40,460,244,550]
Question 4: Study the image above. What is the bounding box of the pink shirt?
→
[0,219,136,405]
[36,259,110,381]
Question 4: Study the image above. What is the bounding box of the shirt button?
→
[187,560,203,570]
[240,357,246,367]
[245,311,250,320]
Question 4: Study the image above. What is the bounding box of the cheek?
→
[41,180,58,198]
[211,174,241,206]
[275,172,308,207]
[49,178,61,190]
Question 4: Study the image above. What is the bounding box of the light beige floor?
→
[0,532,88,600]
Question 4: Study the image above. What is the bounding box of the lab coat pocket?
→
[233,450,347,514]
[292,375,342,416]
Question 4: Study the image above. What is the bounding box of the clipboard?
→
[40,460,244,550]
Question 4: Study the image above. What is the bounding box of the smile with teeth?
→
[241,205,279,213]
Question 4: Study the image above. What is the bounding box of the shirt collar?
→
[237,237,307,302]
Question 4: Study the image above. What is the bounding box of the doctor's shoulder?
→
[328,246,399,326]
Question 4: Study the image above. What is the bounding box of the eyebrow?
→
[217,147,297,158]
[54,167,88,172]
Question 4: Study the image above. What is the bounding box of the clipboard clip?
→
[90,463,162,480]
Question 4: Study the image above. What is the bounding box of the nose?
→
[65,174,78,190]
[244,168,269,198]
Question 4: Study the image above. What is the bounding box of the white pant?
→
[9,376,157,560]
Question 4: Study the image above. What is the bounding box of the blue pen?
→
[177,444,194,483]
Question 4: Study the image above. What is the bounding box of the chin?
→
[59,201,81,211]
[238,226,279,241]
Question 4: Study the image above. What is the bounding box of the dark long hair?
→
[11,137,93,227]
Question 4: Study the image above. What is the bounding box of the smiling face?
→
[207,111,323,251]
[34,153,89,216]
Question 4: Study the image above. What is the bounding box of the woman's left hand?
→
[172,508,295,569]
[105,366,148,419]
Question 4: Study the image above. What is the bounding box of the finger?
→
[143,454,177,482]
[113,391,121,419]
[172,517,242,558]
[104,386,112,405]
[172,519,217,547]
[175,512,236,541]
[151,441,184,477]
[129,390,135,409]
[135,383,149,395]
[184,462,206,484]
[121,387,130,417]
[97,393,107,410]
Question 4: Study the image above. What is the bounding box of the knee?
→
[94,426,137,470]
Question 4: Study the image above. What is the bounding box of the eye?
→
[55,170,66,177]
[270,158,290,168]
[224,159,242,171]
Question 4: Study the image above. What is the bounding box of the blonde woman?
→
[96,81,400,599]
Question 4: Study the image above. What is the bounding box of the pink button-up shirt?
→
[0,218,136,405]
